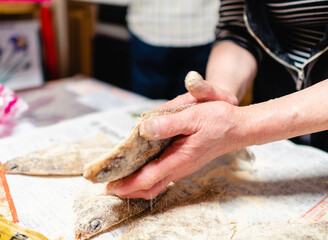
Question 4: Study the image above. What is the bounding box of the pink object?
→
[0,84,28,124]
[0,0,51,2]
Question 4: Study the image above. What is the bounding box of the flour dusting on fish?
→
[3,134,115,176]
[83,104,197,183]
[73,181,162,240]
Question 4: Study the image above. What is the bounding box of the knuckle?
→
[176,111,196,135]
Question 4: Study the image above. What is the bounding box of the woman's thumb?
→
[139,110,196,140]
[185,71,238,105]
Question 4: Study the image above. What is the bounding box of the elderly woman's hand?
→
[105,71,242,199]
[106,100,250,199]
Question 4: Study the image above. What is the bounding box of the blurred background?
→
[1,1,258,135]
[0,0,222,96]
[0,0,131,90]
[0,0,222,136]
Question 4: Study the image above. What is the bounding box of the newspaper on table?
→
[0,100,328,239]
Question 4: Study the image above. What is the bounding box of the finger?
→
[155,71,237,112]
[185,71,238,105]
[185,71,211,101]
[106,157,169,196]
[139,106,200,140]
[106,136,202,197]
[117,176,172,199]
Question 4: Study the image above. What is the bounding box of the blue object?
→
[130,33,212,99]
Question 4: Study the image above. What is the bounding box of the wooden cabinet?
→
[0,3,39,20]
[67,1,96,76]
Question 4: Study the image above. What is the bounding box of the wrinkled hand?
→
[106,101,248,199]
[106,76,241,199]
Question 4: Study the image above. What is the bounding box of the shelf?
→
[0,3,38,15]
[71,0,130,6]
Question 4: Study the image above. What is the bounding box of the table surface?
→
[17,77,96,127]
[1,76,328,239]
[1,75,147,138]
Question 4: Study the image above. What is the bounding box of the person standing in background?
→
[127,0,219,99]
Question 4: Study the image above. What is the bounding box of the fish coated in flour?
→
[75,148,254,240]
[83,104,196,183]
[120,148,256,240]
[122,218,328,240]
[73,181,163,240]
[3,134,115,176]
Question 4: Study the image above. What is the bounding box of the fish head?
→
[74,196,116,240]
[73,181,153,240]
[73,194,152,240]
[74,215,105,240]
[3,160,30,173]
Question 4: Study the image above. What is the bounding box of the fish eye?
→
[10,164,18,170]
[90,219,102,232]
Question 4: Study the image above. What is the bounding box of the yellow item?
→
[0,215,49,240]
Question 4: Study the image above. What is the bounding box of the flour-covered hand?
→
[106,101,250,199]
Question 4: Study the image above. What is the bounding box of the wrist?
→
[238,98,305,147]
[238,103,279,147]
[232,105,258,149]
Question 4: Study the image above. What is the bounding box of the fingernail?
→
[105,184,113,195]
[106,182,119,195]
[106,189,115,196]
[140,118,159,139]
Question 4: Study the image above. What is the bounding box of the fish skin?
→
[73,182,162,240]
[230,221,328,240]
[83,104,197,183]
[3,134,115,176]
[122,217,328,240]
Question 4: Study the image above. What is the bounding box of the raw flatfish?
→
[230,221,328,240]
[120,149,255,240]
[121,148,327,240]
[3,134,115,176]
[75,148,254,240]
[73,181,162,240]
[122,218,328,240]
[83,104,196,183]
